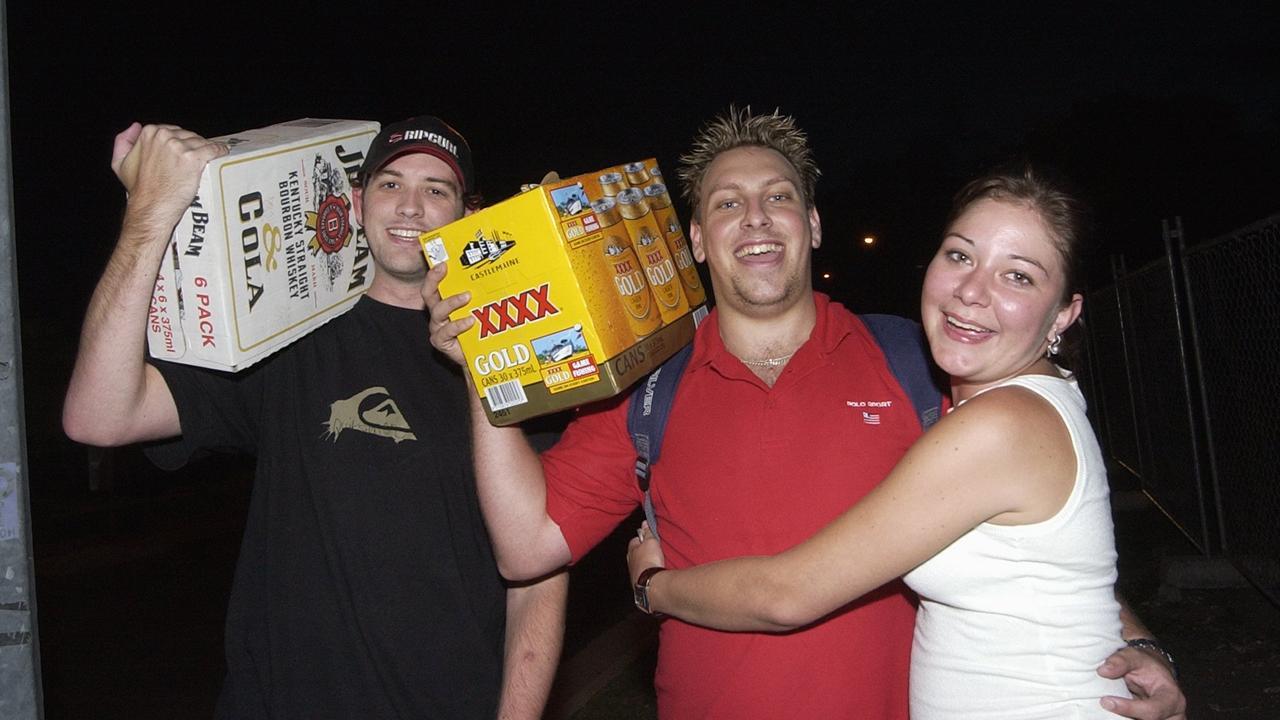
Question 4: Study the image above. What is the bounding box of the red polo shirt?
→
[543,293,918,719]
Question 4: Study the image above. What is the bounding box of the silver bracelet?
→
[1126,638,1179,679]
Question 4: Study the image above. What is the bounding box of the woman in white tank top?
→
[627,165,1186,719]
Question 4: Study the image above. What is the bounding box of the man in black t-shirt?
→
[63,117,567,719]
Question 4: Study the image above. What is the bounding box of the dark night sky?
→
[5,3,1278,495]
[9,3,1278,315]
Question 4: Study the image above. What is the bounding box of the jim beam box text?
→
[147,118,380,372]
[421,159,707,426]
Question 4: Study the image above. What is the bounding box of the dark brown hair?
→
[948,162,1091,303]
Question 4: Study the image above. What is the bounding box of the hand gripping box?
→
[146,118,381,371]
[421,160,707,426]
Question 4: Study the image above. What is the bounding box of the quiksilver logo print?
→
[323,387,417,443]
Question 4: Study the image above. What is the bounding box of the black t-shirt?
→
[150,296,505,720]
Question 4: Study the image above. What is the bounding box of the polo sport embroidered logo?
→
[323,387,417,443]
[847,399,893,425]
[473,284,559,338]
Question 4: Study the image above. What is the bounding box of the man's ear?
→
[809,206,822,249]
[690,220,706,262]
[352,187,364,226]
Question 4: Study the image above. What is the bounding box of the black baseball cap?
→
[359,115,475,194]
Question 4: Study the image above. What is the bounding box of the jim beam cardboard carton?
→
[147,118,380,371]
[420,160,707,426]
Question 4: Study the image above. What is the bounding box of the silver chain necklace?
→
[739,351,796,368]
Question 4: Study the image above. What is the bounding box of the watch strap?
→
[633,566,666,615]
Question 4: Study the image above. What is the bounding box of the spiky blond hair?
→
[677,106,821,220]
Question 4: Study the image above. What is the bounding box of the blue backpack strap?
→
[859,314,944,431]
[626,343,695,540]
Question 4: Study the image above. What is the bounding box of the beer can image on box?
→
[643,183,707,307]
[598,171,628,198]
[592,196,663,339]
[147,118,380,372]
[616,187,690,325]
[622,161,655,189]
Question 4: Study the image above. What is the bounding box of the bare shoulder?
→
[933,384,1076,521]
[935,384,1065,447]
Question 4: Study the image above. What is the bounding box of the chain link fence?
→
[1086,213,1279,605]
[1182,216,1280,600]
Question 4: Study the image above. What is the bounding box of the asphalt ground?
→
[29,449,1280,719]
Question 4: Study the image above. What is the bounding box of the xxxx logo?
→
[473,284,559,338]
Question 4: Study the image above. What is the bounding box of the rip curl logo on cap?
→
[387,129,458,155]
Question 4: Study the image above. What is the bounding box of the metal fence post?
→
[1176,223,1229,555]
[0,4,45,717]
[1111,254,1145,480]
[1162,217,1215,555]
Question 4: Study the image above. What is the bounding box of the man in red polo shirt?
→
[426,108,1184,719]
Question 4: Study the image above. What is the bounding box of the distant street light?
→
[821,272,832,280]
[863,235,876,246]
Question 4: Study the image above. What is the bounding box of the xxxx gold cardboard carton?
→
[147,118,380,372]
[420,160,707,426]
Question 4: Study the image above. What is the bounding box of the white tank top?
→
[902,370,1131,719]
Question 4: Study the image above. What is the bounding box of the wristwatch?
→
[633,566,666,615]
[1127,638,1178,679]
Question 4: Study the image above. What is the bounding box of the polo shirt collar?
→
[686,292,855,377]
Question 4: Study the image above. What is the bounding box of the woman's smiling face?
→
[921,197,1082,400]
